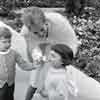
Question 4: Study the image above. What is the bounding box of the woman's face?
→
[28,20,48,40]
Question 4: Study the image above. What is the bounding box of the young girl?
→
[40,44,78,100]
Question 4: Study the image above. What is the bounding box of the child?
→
[40,44,78,100]
[0,27,40,100]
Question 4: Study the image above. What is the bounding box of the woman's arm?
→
[15,51,41,71]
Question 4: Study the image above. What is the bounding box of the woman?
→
[20,7,80,100]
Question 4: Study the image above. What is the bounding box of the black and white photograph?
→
[0,0,100,100]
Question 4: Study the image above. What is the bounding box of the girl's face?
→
[47,50,63,68]
[0,37,11,52]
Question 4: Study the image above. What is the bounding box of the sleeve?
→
[15,51,41,71]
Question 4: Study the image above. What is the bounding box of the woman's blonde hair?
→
[22,7,46,29]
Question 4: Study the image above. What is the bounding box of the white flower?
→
[32,48,43,61]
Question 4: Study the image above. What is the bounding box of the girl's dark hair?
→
[0,27,12,39]
[51,44,74,66]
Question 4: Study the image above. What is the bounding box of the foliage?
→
[0,0,65,9]
[69,7,100,82]
[64,0,87,17]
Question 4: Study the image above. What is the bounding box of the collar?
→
[0,49,11,55]
[48,65,66,73]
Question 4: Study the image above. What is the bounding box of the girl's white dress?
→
[42,65,78,100]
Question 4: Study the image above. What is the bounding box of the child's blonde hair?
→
[0,27,12,39]
[22,7,46,30]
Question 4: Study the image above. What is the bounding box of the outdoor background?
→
[0,0,100,100]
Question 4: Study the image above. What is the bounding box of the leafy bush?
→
[69,7,100,82]
[0,0,65,9]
